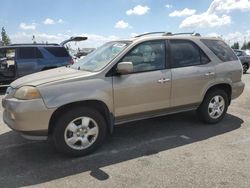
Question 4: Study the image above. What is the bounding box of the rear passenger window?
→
[19,47,36,59]
[45,47,69,57]
[19,47,43,59]
[201,39,238,62]
[170,40,210,68]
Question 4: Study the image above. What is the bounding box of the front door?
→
[112,40,172,121]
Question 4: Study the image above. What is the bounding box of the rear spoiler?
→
[60,36,88,46]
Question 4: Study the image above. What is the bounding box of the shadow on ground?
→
[0,111,243,187]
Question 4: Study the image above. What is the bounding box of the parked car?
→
[2,32,244,157]
[0,36,87,85]
[233,49,250,74]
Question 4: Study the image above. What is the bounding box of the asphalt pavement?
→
[0,74,250,188]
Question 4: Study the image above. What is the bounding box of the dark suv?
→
[0,44,73,85]
[0,36,87,85]
[234,49,250,74]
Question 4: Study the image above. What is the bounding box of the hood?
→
[11,67,93,88]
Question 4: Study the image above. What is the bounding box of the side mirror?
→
[117,62,133,74]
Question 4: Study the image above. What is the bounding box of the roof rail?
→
[8,43,60,46]
[135,32,201,38]
[134,32,166,38]
[165,32,201,36]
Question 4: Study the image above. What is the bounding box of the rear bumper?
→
[2,97,55,137]
[231,81,245,99]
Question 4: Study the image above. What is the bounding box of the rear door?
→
[169,39,215,107]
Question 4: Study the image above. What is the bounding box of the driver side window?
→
[121,40,166,73]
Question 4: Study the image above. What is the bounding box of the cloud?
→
[206,31,250,46]
[19,23,36,30]
[58,19,64,24]
[130,33,139,37]
[43,18,55,25]
[179,0,250,28]
[10,32,119,48]
[180,13,231,28]
[165,4,173,9]
[114,20,130,29]
[207,0,250,14]
[126,5,150,15]
[169,8,196,17]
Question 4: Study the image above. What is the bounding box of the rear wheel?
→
[197,90,229,124]
[52,107,107,157]
[243,63,249,74]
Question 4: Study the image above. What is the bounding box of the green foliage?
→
[231,42,239,49]
[1,27,11,46]
[247,41,250,49]
[241,42,248,50]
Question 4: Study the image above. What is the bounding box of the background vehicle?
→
[234,49,250,74]
[3,32,244,157]
[0,36,87,85]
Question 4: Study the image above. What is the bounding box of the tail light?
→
[69,58,74,65]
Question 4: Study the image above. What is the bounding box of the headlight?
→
[6,87,15,95]
[14,86,41,100]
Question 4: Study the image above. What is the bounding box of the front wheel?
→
[197,90,229,124]
[52,107,107,157]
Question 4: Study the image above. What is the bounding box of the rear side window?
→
[19,47,43,59]
[201,39,238,62]
[45,47,69,57]
[170,40,210,68]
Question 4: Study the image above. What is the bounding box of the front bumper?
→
[2,97,55,136]
[231,81,245,99]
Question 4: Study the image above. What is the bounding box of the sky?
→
[1,0,250,48]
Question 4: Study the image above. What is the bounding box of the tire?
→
[52,107,107,157]
[242,63,249,74]
[197,89,229,124]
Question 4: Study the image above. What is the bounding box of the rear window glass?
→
[45,47,69,57]
[201,39,238,62]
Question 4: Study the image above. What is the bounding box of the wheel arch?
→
[48,100,114,136]
[202,83,232,105]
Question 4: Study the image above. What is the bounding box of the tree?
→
[247,41,250,49]
[1,27,11,45]
[231,42,239,49]
[241,42,248,50]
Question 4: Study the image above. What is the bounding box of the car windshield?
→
[71,41,131,72]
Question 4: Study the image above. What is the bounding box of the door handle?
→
[157,78,170,84]
[205,72,215,76]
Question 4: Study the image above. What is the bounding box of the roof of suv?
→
[117,32,223,43]
[0,43,60,49]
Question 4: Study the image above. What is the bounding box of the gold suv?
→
[2,32,245,156]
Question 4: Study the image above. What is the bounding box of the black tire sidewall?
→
[243,63,248,74]
[52,107,107,157]
[198,90,229,124]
